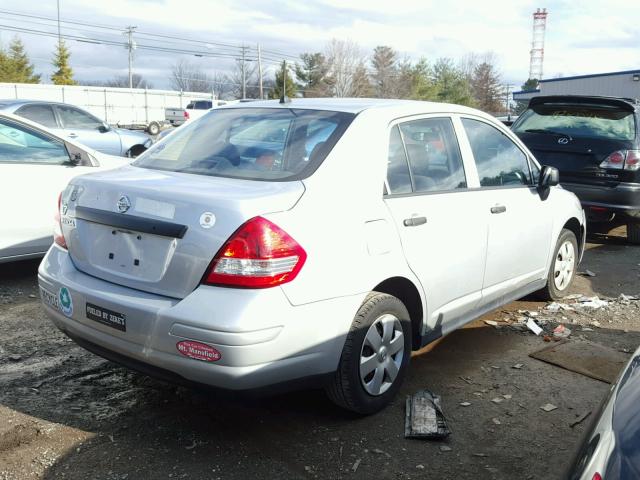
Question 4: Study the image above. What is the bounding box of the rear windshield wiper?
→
[524,129,573,140]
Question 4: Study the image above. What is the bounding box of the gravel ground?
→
[0,225,639,480]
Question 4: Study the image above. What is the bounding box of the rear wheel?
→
[325,292,411,415]
[147,121,160,136]
[627,222,640,245]
[537,228,578,301]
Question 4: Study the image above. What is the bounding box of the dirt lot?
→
[1,226,639,480]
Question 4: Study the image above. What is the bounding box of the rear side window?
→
[399,118,466,192]
[134,108,354,181]
[16,104,58,128]
[513,104,636,141]
[462,118,532,187]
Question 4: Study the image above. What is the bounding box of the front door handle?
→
[403,216,427,227]
[68,133,78,138]
[490,205,507,214]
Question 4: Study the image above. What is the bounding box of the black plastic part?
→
[75,206,188,239]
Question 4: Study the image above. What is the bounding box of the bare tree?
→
[170,60,213,93]
[324,39,369,97]
[103,74,153,89]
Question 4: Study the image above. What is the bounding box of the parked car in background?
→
[566,345,640,479]
[164,99,229,126]
[0,112,128,263]
[0,100,152,157]
[512,95,640,243]
[39,99,584,414]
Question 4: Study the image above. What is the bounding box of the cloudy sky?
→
[1,0,638,90]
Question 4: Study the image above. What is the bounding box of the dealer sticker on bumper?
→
[86,303,127,332]
[40,286,73,317]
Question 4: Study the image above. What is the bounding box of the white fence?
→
[0,83,215,126]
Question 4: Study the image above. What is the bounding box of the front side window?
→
[16,104,58,129]
[0,118,69,164]
[399,117,466,193]
[133,108,354,181]
[56,105,103,129]
[462,118,532,187]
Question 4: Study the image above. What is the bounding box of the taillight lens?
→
[592,473,602,480]
[203,217,306,288]
[600,150,640,171]
[53,192,67,249]
[184,110,190,120]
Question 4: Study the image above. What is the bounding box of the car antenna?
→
[279,60,290,104]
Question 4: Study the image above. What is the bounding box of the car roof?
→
[0,99,75,109]
[217,97,485,116]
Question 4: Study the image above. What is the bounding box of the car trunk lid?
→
[62,165,305,299]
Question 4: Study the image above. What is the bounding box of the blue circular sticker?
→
[58,287,73,317]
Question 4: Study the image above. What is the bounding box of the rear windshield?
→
[134,108,354,181]
[513,104,636,141]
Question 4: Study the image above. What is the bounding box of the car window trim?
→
[384,114,469,198]
[458,114,536,188]
[0,116,72,165]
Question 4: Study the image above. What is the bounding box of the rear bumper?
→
[562,182,640,220]
[38,246,363,391]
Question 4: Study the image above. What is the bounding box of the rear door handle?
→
[403,216,427,227]
[68,133,78,138]
[490,205,507,214]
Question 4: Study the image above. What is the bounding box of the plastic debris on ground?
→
[576,296,609,309]
[553,324,572,339]
[405,390,451,439]
[540,403,558,412]
[526,318,543,335]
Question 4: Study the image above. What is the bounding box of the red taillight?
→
[600,150,640,171]
[592,473,602,480]
[53,192,67,249]
[203,216,306,288]
[184,110,190,120]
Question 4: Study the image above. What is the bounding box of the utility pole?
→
[125,26,137,89]
[257,43,263,100]
[241,44,247,100]
[56,0,61,44]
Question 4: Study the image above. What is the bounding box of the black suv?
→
[512,95,640,243]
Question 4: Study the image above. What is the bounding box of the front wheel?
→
[537,228,578,301]
[325,292,411,414]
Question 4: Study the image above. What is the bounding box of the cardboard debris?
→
[570,411,592,428]
[405,390,451,439]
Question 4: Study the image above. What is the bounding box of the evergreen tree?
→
[295,52,330,97]
[371,46,398,98]
[271,61,297,99]
[470,62,503,113]
[0,37,40,83]
[51,40,77,85]
[432,58,475,107]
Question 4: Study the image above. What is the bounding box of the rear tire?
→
[537,228,578,301]
[325,292,411,415]
[627,222,640,245]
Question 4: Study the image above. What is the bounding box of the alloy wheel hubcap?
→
[554,240,575,291]
[359,314,404,396]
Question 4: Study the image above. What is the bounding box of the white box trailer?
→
[0,82,215,134]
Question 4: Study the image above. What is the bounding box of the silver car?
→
[0,100,152,157]
[38,99,585,414]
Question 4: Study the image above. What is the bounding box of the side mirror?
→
[539,165,560,188]
[98,123,111,133]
